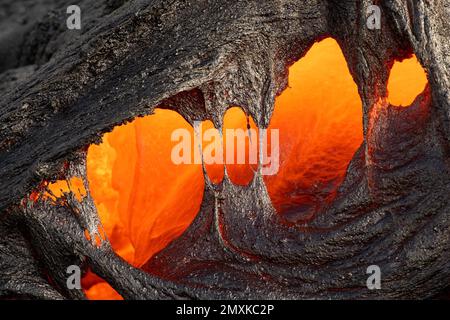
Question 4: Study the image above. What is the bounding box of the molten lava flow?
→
[387,55,428,106]
[175,107,260,185]
[264,38,363,221]
[46,177,86,201]
[83,110,205,299]
[86,110,206,267]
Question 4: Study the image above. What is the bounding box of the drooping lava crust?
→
[0,0,449,300]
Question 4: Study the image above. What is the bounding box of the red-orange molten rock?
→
[264,38,363,221]
[83,111,204,299]
[387,55,428,107]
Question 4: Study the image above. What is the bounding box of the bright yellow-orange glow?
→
[84,282,123,300]
[84,110,205,299]
[264,38,363,219]
[81,270,122,300]
[387,55,428,106]
[169,107,259,185]
[87,110,205,267]
[47,177,86,201]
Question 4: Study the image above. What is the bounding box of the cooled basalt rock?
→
[0,0,449,299]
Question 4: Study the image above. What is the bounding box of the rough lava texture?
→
[0,0,449,299]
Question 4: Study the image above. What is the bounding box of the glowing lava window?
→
[387,55,428,107]
[264,38,364,222]
[86,110,205,268]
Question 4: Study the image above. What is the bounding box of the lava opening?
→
[264,38,364,222]
[387,55,428,107]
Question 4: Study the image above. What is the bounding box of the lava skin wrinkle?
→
[0,0,448,300]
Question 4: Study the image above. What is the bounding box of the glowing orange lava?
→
[87,111,205,267]
[387,55,428,106]
[47,177,86,201]
[264,38,363,220]
[83,110,205,299]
